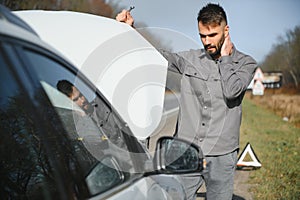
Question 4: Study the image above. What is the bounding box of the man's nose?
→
[203,36,210,45]
[79,95,85,102]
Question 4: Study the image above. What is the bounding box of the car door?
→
[0,36,91,199]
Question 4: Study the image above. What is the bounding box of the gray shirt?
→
[160,47,257,156]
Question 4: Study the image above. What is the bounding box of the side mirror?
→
[154,136,204,173]
[85,156,124,195]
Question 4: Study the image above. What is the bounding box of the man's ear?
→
[224,25,229,37]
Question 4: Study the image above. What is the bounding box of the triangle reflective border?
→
[237,142,262,169]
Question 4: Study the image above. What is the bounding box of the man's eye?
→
[73,93,83,102]
[73,97,79,102]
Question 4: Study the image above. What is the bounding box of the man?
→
[117,3,257,200]
[56,80,114,128]
[57,80,124,147]
[56,80,94,114]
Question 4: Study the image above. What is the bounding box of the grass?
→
[240,98,300,199]
[247,89,300,128]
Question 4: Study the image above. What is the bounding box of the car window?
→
[0,51,89,199]
[22,48,139,195]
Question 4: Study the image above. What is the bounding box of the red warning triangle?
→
[237,143,261,168]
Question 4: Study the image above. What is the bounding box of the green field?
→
[240,98,300,199]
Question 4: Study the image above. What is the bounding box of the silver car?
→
[0,5,204,200]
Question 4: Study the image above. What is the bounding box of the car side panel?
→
[90,178,172,200]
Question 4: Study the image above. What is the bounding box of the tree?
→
[261,25,300,88]
[1,0,117,18]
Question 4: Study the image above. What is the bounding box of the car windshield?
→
[23,48,149,196]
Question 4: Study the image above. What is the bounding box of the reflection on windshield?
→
[0,86,91,199]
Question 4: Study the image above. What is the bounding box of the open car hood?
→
[15,10,168,140]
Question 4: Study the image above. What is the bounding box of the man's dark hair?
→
[56,79,74,97]
[197,3,227,26]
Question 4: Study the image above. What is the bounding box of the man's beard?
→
[205,34,225,59]
[83,102,94,114]
[206,46,220,58]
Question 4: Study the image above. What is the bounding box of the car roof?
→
[0,4,38,35]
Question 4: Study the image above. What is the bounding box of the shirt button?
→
[204,106,207,110]
[199,138,203,142]
[202,123,205,126]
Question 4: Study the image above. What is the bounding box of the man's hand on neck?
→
[220,34,233,57]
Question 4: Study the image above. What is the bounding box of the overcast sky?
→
[115,0,300,63]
